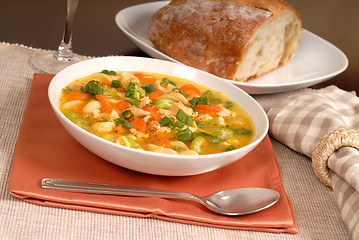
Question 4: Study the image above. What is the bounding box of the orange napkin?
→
[8,73,297,234]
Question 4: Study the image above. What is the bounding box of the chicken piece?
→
[155,80,176,92]
[63,100,83,110]
[118,71,140,86]
[138,96,151,108]
[216,107,231,117]
[91,72,113,82]
[109,109,119,120]
[162,92,189,104]
[158,109,177,117]
[172,102,193,116]
[217,116,226,126]
[92,121,115,133]
[148,121,171,133]
[154,148,179,155]
[128,106,151,118]
[83,100,101,118]
[170,141,189,150]
[83,100,100,113]
[197,113,213,121]
[129,128,149,138]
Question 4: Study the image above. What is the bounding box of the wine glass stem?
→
[55,0,80,61]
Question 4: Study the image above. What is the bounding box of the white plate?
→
[115,1,348,94]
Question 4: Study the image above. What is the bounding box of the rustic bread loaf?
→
[147,0,302,82]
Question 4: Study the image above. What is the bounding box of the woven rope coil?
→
[312,128,359,188]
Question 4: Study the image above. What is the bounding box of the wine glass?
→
[30,0,82,74]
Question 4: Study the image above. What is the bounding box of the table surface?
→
[0,0,357,239]
[1,0,358,95]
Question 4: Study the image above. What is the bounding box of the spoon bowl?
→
[203,188,280,215]
[42,178,280,216]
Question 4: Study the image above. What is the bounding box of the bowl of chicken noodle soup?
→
[49,56,268,176]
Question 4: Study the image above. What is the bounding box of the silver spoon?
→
[41,178,280,216]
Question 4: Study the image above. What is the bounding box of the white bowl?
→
[48,56,269,176]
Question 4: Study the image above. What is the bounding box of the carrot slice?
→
[149,138,170,147]
[96,94,115,114]
[99,81,111,87]
[148,89,163,101]
[141,104,160,121]
[180,84,201,96]
[141,75,157,84]
[133,72,144,78]
[65,91,91,101]
[134,73,157,85]
[128,117,147,132]
[196,105,223,112]
[141,104,160,112]
[117,101,130,113]
[115,125,126,134]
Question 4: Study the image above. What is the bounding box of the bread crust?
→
[169,0,296,18]
[147,0,302,81]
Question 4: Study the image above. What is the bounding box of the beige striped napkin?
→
[267,86,359,239]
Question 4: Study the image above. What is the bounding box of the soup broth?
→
[59,70,255,155]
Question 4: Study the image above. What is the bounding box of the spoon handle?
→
[42,178,197,201]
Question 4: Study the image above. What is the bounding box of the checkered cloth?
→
[268,86,359,239]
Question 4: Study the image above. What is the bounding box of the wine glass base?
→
[30,51,82,74]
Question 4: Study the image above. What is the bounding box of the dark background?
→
[1,0,358,94]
